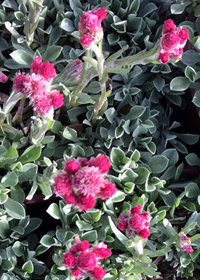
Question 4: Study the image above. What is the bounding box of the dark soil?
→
[153,261,200,280]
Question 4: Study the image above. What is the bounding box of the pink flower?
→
[130,204,142,214]
[90,266,106,279]
[93,247,112,260]
[49,90,64,108]
[33,95,52,115]
[118,220,127,230]
[97,180,116,200]
[77,240,90,251]
[72,269,82,279]
[80,35,94,49]
[75,194,96,211]
[53,155,115,211]
[138,228,150,239]
[78,7,107,48]
[158,52,171,64]
[118,205,151,239]
[88,154,111,173]
[178,233,193,254]
[177,27,189,44]
[182,245,193,254]
[158,19,188,63]
[30,56,57,82]
[13,57,63,117]
[161,32,180,51]
[163,19,176,33]
[13,72,31,94]
[63,252,76,268]
[64,160,80,174]
[77,252,97,271]
[73,166,105,196]
[63,238,111,279]
[93,7,107,21]
[52,173,72,196]
[0,71,8,83]
[79,157,88,167]
[79,12,100,35]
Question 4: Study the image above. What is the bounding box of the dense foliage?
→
[1,0,200,279]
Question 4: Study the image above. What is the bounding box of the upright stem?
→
[92,42,108,118]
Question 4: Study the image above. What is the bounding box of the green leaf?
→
[182,222,197,235]
[148,155,169,174]
[185,153,200,166]
[153,75,165,92]
[81,230,98,242]
[192,90,200,107]
[60,18,76,32]
[110,147,125,167]
[159,191,176,206]
[140,2,157,17]
[170,2,191,14]
[63,127,79,141]
[181,202,196,212]
[185,66,197,82]
[0,220,10,238]
[44,46,63,61]
[47,203,60,220]
[185,183,200,198]
[10,50,33,65]
[22,260,34,273]
[40,235,57,247]
[4,197,25,219]
[106,190,126,204]
[105,108,117,123]
[182,50,200,66]
[11,185,25,204]
[144,247,170,257]
[18,163,38,182]
[13,241,24,257]
[24,217,42,236]
[18,146,42,164]
[1,171,18,187]
[123,106,146,120]
[170,77,190,91]
[76,220,93,231]
[162,149,179,166]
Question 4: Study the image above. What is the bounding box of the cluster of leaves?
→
[1,0,200,279]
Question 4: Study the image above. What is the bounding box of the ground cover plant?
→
[1,0,200,279]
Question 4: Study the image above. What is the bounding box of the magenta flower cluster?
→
[13,56,64,116]
[178,233,193,254]
[52,154,116,211]
[78,7,107,49]
[158,19,189,63]
[63,237,112,279]
[118,204,151,239]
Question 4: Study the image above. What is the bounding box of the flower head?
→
[52,155,116,211]
[178,233,193,254]
[13,57,63,118]
[158,19,188,63]
[63,237,111,279]
[118,204,151,239]
[78,7,107,48]
[30,56,57,82]
[0,71,8,83]
[80,35,94,49]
